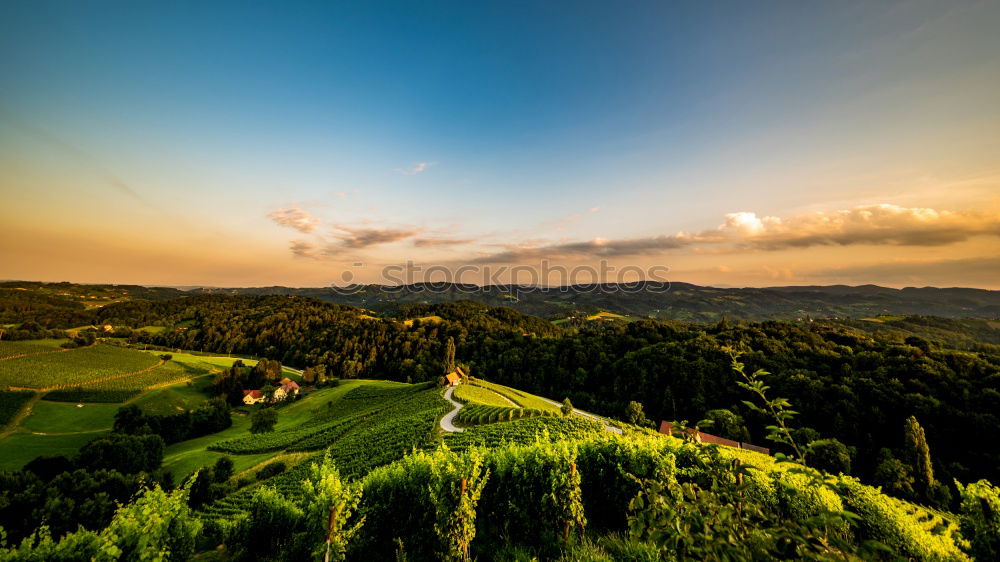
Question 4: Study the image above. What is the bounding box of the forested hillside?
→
[191,282,1000,320]
[29,293,985,507]
[3,285,999,509]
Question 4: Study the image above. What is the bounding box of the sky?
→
[1,0,998,288]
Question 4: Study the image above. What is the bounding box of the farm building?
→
[274,379,300,401]
[445,366,466,386]
[242,389,266,405]
[658,420,769,455]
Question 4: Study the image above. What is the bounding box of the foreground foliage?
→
[0,481,201,561]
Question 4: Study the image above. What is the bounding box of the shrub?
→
[957,479,1000,560]
[257,461,287,480]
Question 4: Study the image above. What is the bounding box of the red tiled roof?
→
[658,420,769,455]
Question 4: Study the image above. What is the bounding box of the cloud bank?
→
[469,204,1000,263]
[333,225,422,248]
[413,237,474,247]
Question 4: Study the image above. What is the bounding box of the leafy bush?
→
[224,456,364,562]
[0,483,201,561]
[957,479,1000,560]
[838,476,968,560]
[250,408,278,434]
[257,461,287,480]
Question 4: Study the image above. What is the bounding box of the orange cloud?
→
[333,225,423,248]
[268,207,320,233]
[413,237,474,247]
[467,204,1000,263]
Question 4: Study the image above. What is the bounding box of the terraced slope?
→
[0,344,160,389]
[199,382,449,519]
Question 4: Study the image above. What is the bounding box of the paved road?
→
[439,386,465,433]
[538,396,623,435]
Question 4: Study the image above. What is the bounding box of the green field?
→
[0,431,110,471]
[130,375,216,415]
[0,349,260,471]
[198,382,451,520]
[161,380,398,479]
[42,360,207,403]
[585,311,629,321]
[860,315,908,323]
[469,378,561,412]
[0,339,70,359]
[0,344,160,389]
[160,415,271,479]
[402,315,443,327]
[453,382,515,407]
[19,401,120,433]
[137,349,303,381]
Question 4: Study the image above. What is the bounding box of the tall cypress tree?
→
[904,415,935,497]
[445,337,456,373]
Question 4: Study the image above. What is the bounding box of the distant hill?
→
[2,280,998,324]
[188,282,1000,321]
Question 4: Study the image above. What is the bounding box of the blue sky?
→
[1,1,998,287]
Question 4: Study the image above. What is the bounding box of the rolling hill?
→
[4,281,999,329]
[0,343,983,560]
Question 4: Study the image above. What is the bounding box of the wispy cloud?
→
[396,162,433,175]
[1,113,147,204]
[332,188,360,200]
[289,240,320,258]
[720,204,1000,250]
[268,207,320,233]
[467,204,1000,263]
[413,237,474,247]
[333,225,422,248]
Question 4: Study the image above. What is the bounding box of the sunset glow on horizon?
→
[2,1,999,288]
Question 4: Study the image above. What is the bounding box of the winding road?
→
[439,386,465,433]
[537,396,623,435]
[438,385,622,435]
